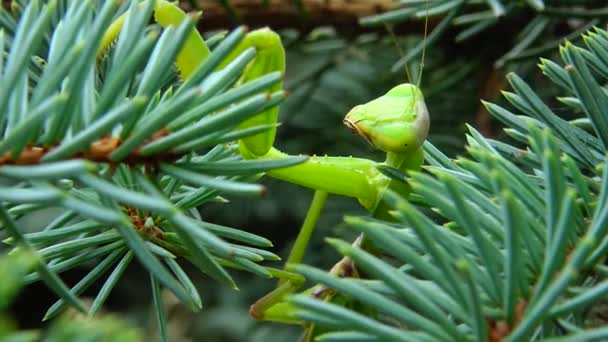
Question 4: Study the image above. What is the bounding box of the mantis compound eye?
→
[343,84,430,154]
[343,111,374,146]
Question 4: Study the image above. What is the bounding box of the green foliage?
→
[0,251,39,342]
[3,1,608,341]
[0,251,41,342]
[0,250,143,342]
[0,249,37,310]
[44,314,143,342]
[0,0,303,337]
[287,25,608,341]
[361,0,606,70]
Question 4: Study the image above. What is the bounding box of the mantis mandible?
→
[100,0,430,330]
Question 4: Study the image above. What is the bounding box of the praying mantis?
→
[101,0,430,332]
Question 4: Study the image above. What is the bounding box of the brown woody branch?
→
[0,132,182,167]
[1,0,428,35]
[187,0,403,32]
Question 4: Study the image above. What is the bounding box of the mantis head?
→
[343,83,430,154]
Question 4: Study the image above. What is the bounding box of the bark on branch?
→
[189,0,399,32]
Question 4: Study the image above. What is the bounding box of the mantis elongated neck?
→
[369,147,424,221]
[385,148,424,172]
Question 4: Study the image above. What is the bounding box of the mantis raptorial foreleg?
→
[100,0,430,328]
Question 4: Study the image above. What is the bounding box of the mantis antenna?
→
[384,23,414,85]
[383,0,430,113]
[418,0,430,88]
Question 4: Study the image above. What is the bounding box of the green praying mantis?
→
[101,0,430,330]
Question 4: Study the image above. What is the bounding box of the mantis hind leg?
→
[281,190,328,285]
[250,190,328,321]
